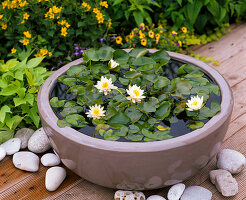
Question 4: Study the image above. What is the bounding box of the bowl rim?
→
[37,49,233,152]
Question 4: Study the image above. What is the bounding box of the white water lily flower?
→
[95,76,118,95]
[186,95,204,111]
[86,104,106,119]
[109,59,119,69]
[126,84,145,103]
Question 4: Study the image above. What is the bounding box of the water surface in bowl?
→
[50,59,221,142]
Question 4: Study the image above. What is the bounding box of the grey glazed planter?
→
[37,50,233,190]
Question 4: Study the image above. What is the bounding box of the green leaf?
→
[128,124,140,134]
[0,105,11,123]
[115,126,128,137]
[188,121,204,129]
[108,112,130,125]
[133,11,144,26]
[0,126,15,144]
[60,106,83,117]
[50,97,65,107]
[83,48,100,63]
[129,48,149,58]
[103,129,120,141]
[113,49,129,64]
[150,50,170,66]
[139,102,156,113]
[184,0,203,25]
[125,106,143,122]
[125,71,142,79]
[119,77,129,85]
[125,133,143,141]
[155,102,171,120]
[177,64,203,76]
[27,105,40,128]
[173,100,186,114]
[57,119,71,128]
[132,57,156,66]
[158,94,169,102]
[210,100,221,116]
[97,46,114,61]
[176,80,192,95]
[27,57,45,68]
[143,73,158,83]
[154,76,170,89]
[5,115,23,130]
[65,114,87,127]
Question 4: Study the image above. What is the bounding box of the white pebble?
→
[13,151,39,172]
[15,128,35,149]
[217,149,246,174]
[45,166,66,191]
[168,183,185,200]
[114,190,145,200]
[28,127,51,153]
[215,173,238,197]
[41,153,60,167]
[0,138,21,155]
[181,186,212,200]
[209,169,231,184]
[147,195,166,200]
[0,147,6,161]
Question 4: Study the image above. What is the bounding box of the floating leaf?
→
[50,97,65,108]
[139,102,156,113]
[188,121,204,129]
[115,126,128,137]
[125,71,142,79]
[129,48,149,58]
[108,112,130,125]
[125,133,143,141]
[154,76,169,89]
[125,106,143,123]
[155,102,171,120]
[150,50,170,66]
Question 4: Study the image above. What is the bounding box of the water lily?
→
[126,84,145,103]
[186,95,204,111]
[95,76,118,95]
[109,59,119,69]
[86,104,106,119]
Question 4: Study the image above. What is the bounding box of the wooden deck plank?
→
[1,23,246,200]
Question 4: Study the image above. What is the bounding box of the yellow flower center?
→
[102,82,109,89]
[133,90,140,96]
[192,101,198,106]
[93,108,100,115]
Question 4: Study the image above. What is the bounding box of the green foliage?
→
[0,49,52,144]
[51,47,221,142]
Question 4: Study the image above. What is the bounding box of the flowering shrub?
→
[112,21,230,65]
[0,0,111,62]
[50,47,221,142]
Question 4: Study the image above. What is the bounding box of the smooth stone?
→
[114,190,145,200]
[0,138,21,155]
[209,169,232,184]
[0,147,6,161]
[15,128,35,149]
[28,127,51,153]
[217,149,246,174]
[41,153,60,167]
[45,167,66,191]
[168,183,185,200]
[13,151,39,172]
[181,186,212,200]
[215,173,238,197]
[147,195,166,200]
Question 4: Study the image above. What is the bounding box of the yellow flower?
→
[181,27,187,33]
[148,30,154,38]
[177,40,182,47]
[115,36,122,45]
[40,48,48,56]
[139,31,145,39]
[108,19,112,29]
[129,31,134,39]
[23,31,31,38]
[93,8,100,14]
[23,13,29,20]
[21,20,25,24]
[48,52,52,57]
[22,38,29,45]
[139,23,145,29]
[1,23,7,30]
[11,48,16,54]
[155,33,160,40]
[171,30,177,36]
[100,1,108,8]
[52,6,62,14]
[2,1,8,9]
[82,2,88,7]
[0,15,3,20]
[86,5,91,11]
[141,38,147,46]
[19,0,28,7]
[61,27,68,37]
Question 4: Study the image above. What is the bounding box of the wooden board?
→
[1,24,246,200]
